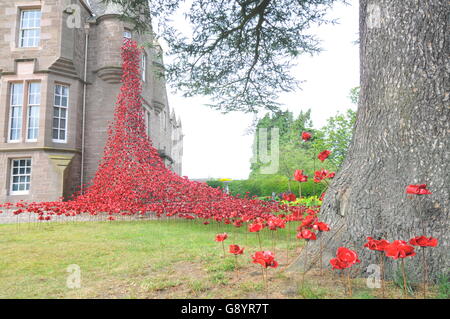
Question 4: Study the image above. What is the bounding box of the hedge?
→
[206,175,326,198]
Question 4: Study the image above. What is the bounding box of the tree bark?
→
[291,0,449,282]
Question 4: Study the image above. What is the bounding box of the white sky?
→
[164,0,360,180]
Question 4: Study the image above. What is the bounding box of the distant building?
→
[0,0,183,203]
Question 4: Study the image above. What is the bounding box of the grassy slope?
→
[0,219,442,299]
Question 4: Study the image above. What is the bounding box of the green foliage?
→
[291,195,323,207]
[289,181,327,198]
[352,291,376,299]
[313,108,356,167]
[205,180,224,189]
[248,96,356,192]
[349,86,360,105]
[141,277,182,292]
[206,258,236,272]
[298,283,327,299]
[240,281,264,292]
[393,267,415,296]
[212,176,291,197]
[102,0,340,113]
[210,272,229,285]
[207,177,325,198]
[437,274,450,299]
[250,109,317,178]
[209,87,358,198]
[188,280,210,294]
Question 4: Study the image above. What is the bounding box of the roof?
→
[87,0,123,16]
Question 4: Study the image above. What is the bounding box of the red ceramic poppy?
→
[318,150,331,162]
[384,240,416,259]
[409,236,438,247]
[229,244,244,255]
[406,184,432,195]
[215,233,228,242]
[251,251,278,268]
[294,170,308,182]
[301,132,312,141]
[364,237,390,251]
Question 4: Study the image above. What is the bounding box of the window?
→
[10,159,32,195]
[27,82,40,141]
[19,9,41,48]
[123,30,132,39]
[164,111,167,131]
[145,110,151,137]
[8,82,41,142]
[142,53,147,82]
[52,84,69,142]
[9,83,24,142]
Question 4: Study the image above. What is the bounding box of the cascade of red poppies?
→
[2,40,285,221]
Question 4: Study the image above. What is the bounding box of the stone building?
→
[0,0,183,203]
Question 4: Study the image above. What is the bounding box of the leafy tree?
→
[102,0,340,112]
[295,0,449,281]
[348,86,360,104]
[250,110,315,177]
[313,108,356,167]
[250,90,357,186]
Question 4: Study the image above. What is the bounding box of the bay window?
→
[8,82,41,142]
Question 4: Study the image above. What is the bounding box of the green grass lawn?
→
[0,219,443,299]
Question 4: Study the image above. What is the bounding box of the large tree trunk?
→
[291,0,449,283]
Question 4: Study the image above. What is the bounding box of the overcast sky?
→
[164,0,360,180]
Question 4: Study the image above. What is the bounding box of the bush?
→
[206,175,326,198]
[206,180,224,189]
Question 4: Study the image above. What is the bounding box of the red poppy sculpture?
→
[329,247,360,296]
[301,132,312,141]
[406,184,432,195]
[384,240,416,298]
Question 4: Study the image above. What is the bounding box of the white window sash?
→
[19,10,41,48]
[26,82,40,141]
[10,159,32,195]
[52,84,69,143]
[145,110,151,137]
[142,54,147,82]
[9,83,24,142]
[123,30,132,39]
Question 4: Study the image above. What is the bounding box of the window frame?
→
[18,9,42,48]
[142,52,147,82]
[144,108,151,138]
[52,84,70,144]
[123,30,132,40]
[8,82,24,143]
[26,82,40,142]
[10,158,32,196]
[164,111,168,131]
